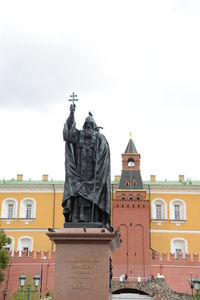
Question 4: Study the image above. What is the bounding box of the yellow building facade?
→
[1,174,200,257]
[144,175,200,257]
[0,174,64,253]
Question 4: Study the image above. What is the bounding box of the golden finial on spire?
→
[129,131,132,140]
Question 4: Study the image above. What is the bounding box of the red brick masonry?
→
[0,251,199,299]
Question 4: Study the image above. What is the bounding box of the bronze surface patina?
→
[62,93,111,228]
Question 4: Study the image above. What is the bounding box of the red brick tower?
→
[112,136,150,280]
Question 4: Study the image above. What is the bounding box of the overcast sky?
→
[1,0,200,182]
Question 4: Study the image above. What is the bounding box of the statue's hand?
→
[70,104,76,113]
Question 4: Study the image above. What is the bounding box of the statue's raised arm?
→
[63,104,78,143]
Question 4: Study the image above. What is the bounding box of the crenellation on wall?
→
[161,253,168,261]
[151,252,161,263]
[8,250,54,261]
[193,253,199,262]
[185,253,191,262]
[1,250,200,298]
[1,251,56,300]
[150,252,200,264]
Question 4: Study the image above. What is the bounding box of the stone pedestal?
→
[47,228,120,300]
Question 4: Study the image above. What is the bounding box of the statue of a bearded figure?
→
[62,103,110,226]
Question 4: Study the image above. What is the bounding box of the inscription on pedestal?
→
[65,258,99,289]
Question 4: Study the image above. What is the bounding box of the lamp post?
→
[3,288,7,300]
[40,255,47,298]
[193,276,200,299]
[19,273,40,300]
[189,272,194,296]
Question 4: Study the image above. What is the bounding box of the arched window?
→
[127,158,135,167]
[152,198,167,220]
[171,238,187,259]
[129,194,133,200]
[125,179,129,186]
[133,179,137,186]
[170,199,186,221]
[19,198,36,219]
[17,236,33,256]
[136,194,140,201]
[121,194,126,201]
[1,198,18,219]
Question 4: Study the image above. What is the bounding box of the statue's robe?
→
[62,113,110,223]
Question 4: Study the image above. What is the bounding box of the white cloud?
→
[0,0,200,181]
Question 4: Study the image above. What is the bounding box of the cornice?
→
[0,186,64,193]
[145,189,200,195]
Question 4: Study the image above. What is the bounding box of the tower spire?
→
[119,135,143,189]
[125,133,137,154]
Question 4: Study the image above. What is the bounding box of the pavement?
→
[112,294,154,300]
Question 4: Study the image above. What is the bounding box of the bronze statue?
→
[62,94,110,225]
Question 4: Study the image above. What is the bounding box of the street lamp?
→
[19,273,40,300]
[3,288,7,300]
[33,273,40,289]
[19,273,27,288]
[188,272,194,296]
[193,276,200,299]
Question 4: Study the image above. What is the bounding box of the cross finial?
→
[129,131,132,140]
[68,92,78,105]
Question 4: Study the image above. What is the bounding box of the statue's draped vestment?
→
[62,112,110,223]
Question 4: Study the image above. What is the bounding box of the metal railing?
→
[0,217,36,221]
[169,219,187,222]
[151,218,168,221]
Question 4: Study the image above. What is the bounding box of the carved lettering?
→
[65,258,99,263]
[70,274,92,279]
[72,263,92,270]
[66,258,99,289]
[72,283,89,289]
[73,269,90,274]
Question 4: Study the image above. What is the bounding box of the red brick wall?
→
[112,194,150,280]
[111,193,200,295]
[0,251,55,300]
[149,252,200,294]
[0,250,200,297]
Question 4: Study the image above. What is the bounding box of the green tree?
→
[192,295,200,300]
[43,290,54,299]
[0,230,11,282]
[10,280,40,300]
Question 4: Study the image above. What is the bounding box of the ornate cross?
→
[68,92,78,105]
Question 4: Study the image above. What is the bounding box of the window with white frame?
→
[18,237,33,256]
[19,198,36,219]
[174,204,180,220]
[1,198,18,219]
[152,198,167,220]
[170,199,186,221]
[156,204,162,219]
[26,203,32,219]
[8,203,14,218]
[171,238,187,259]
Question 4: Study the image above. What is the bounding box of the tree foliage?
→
[10,280,40,300]
[0,230,11,282]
